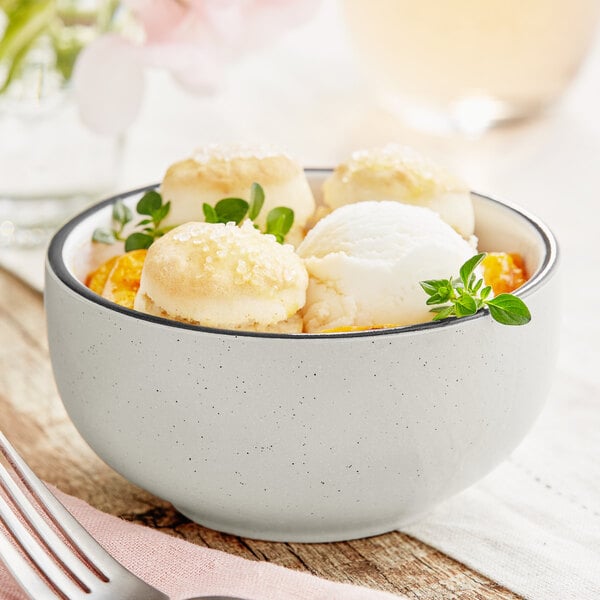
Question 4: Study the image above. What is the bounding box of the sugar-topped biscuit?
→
[160,143,316,246]
[134,221,308,332]
[323,144,474,238]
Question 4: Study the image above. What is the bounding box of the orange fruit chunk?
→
[482,252,528,295]
[85,255,119,295]
[85,250,147,309]
[101,249,148,309]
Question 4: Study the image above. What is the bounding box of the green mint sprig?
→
[203,182,294,243]
[92,191,171,252]
[91,201,132,244]
[92,182,294,250]
[420,252,531,326]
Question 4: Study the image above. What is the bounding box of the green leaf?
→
[0,0,21,13]
[0,33,36,93]
[0,0,55,93]
[426,292,451,306]
[460,253,486,289]
[248,182,265,220]
[151,201,170,225]
[203,203,218,223]
[486,294,532,326]
[430,305,451,314]
[420,253,531,327]
[432,306,456,321]
[0,0,54,63]
[421,279,453,304]
[214,198,249,225]
[137,218,152,226]
[112,201,132,227]
[454,293,478,317]
[266,207,294,243]
[136,191,162,216]
[420,279,444,296]
[92,228,116,245]
[125,232,154,252]
[419,279,438,296]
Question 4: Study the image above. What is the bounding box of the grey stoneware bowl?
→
[45,170,559,542]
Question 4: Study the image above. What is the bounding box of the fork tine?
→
[0,460,95,591]
[0,432,116,577]
[0,527,59,600]
[0,432,170,600]
[0,434,102,591]
[0,493,83,599]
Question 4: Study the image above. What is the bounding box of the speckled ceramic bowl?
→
[45,170,559,542]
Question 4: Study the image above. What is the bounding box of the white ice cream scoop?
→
[297,200,476,332]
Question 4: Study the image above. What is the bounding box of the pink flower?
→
[74,0,320,134]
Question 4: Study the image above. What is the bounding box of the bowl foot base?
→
[173,504,431,543]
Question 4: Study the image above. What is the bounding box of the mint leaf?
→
[112,201,132,227]
[248,182,265,220]
[200,184,295,242]
[266,207,294,243]
[151,201,170,225]
[432,306,456,321]
[454,293,478,317]
[136,191,162,216]
[125,232,153,252]
[203,203,218,223]
[486,294,531,325]
[459,252,485,290]
[92,228,116,245]
[214,198,249,225]
[421,279,454,305]
[420,279,445,296]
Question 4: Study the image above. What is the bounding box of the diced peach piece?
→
[100,250,148,309]
[482,252,528,295]
[85,255,119,295]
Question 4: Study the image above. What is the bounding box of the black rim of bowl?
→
[47,168,559,339]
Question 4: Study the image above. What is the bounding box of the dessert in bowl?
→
[45,145,559,542]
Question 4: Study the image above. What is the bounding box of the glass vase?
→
[0,0,123,247]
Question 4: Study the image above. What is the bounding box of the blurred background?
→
[1,0,600,249]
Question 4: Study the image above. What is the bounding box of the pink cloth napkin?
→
[0,487,405,600]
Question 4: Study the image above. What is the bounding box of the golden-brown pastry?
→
[160,143,316,246]
[322,144,474,239]
[134,221,308,332]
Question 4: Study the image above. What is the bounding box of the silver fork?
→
[0,431,248,600]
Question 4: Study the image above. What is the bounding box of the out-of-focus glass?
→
[342,0,600,135]
[0,0,122,248]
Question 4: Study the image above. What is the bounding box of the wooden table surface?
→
[0,266,520,600]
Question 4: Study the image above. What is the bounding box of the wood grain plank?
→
[0,267,521,599]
